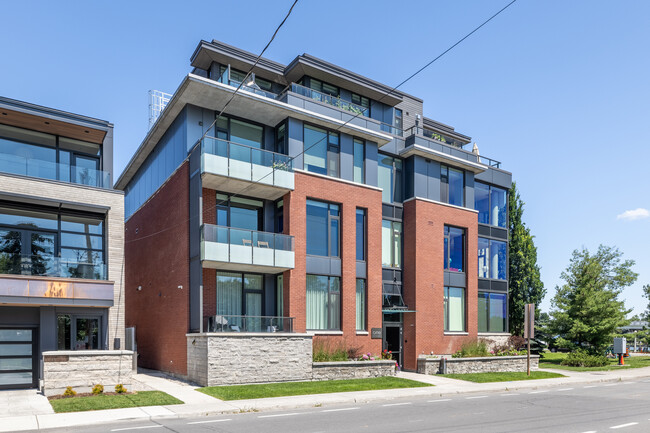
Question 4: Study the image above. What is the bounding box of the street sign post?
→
[524,304,535,376]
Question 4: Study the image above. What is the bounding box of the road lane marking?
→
[500,393,519,396]
[604,383,619,387]
[111,427,163,432]
[581,431,597,433]
[258,413,302,418]
[557,388,573,391]
[466,396,488,400]
[584,385,598,388]
[529,390,549,394]
[382,402,412,407]
[187,419,232,425]
[427,399,452,403]
[321,407,360,412]
[610,422,638,429]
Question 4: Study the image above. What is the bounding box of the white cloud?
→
[617,208,650,221]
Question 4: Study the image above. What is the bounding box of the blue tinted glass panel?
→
[475,182,489,224]
[304,125,327,175]
[448,168,464,207]
[306,200,328,256]
[491,186,507,228]
[478,237,489,278]
[356,209,365,261]
[490,240,507,280]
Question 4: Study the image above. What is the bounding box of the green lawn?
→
[49,391,183,413]
[198,377,432,401]
[539,353,650,372]
[441,371,565,383]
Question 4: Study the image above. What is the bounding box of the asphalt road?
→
[34,379,650,433]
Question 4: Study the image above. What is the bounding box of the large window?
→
[306,200,340,257]
[57,314,101,350]
[478,237,507,280]
[441,165,464,207]
[356,208,366,261]
[353,139,365,183]
[0,204,105,279]
[382,220,402,268]
[214,116,263,150]
[356,279,367,331]
[351,93,371,117]
[0,124,103,187]
[304,125,340,178]
[216,272,263,331]
[444,226,465,272]
[377,154,402,203]
[306,275,340,330]
[394,109,403,130]
[444,287,466,332]
[216,193,263,231]
[475,182,507,227]
[478,292,507,333]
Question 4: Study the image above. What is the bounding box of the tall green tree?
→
[550,245,636,352]
[508,182,545,335]
[643,284,650,322]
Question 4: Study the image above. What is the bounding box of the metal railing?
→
[405,126,501,168]
[0,152,111,188]
[287,83,370,117]
[206,315,294,333]
[202,224,295,252]
[0,254,107,280]
[201,137,293,173]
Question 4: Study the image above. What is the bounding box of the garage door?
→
[0,329,38,390]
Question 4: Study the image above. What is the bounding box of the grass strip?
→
[198,376,432,401]
[539,353,650,372]
[441,371,565,383]
[49,391,183,413]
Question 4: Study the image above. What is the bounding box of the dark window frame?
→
[475,181,508,228]
[443,286,467,332]
[353,138,365,184]
[444,225,465,273]
[478,291,508,333]
[306,274,341,331]
[440,164,465,207]
[306,199,340,258]
[356,208,367,261]
[303,123,340,178]
[215,192,264,231]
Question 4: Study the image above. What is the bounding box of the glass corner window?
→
[444,286,466,332]
[478,237,507,280]
[475,182,507,228]
[478,292,507,333]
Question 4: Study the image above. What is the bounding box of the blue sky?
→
[1,1,648,316]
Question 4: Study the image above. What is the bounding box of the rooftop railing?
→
[0,254,107,280]
[380,122,404,137]
[205,315,294,333]
[0,152,111,188]
[405,126,501,168]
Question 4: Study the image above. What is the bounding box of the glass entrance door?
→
[0,329,38,389]
[383,323,403,367]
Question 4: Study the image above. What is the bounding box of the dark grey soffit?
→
[0,96,113,130]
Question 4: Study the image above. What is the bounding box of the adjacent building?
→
[0,97,125,390]
[117,40,511,374]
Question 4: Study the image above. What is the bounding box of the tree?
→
[550,245,636,352]
[508,182,545,335]
[643,284,650,322]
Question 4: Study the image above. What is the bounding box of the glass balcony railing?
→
[0,152,111,188]
[205,315,294,333]
[380,122,404,137]
[288,83,370,117]
[405,126,501,168]
[202,137,293,172]
[0,254,107,280]
[201,224,295,270]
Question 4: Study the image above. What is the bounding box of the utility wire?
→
[127,0,518,244]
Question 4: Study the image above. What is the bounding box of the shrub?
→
[312,339,349,362]
[508,335,527,350]
[115,384,127,394]
[452,339,490,358]
[561,350,609,367]
[92,384,104,395]
[63,386,76,397]
[381,349,393,360]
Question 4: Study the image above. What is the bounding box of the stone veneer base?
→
[417,355,540,375]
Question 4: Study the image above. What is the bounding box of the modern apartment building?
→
[0,97,125,389]
[117,40,511,374]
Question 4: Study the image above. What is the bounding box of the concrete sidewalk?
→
[3,366,650,432]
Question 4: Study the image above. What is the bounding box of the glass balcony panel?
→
[206,315,294,333]
[0,254,106,280]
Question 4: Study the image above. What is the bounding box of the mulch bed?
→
[48,392,134,400]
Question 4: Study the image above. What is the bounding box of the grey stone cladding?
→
[417,355,540,375]
[187,333,313,386]
[312,360,396,381]
[42,350,134,396]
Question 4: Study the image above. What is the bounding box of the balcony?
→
[399,126,501,172]
[201,224,294,273]
[205,315,294,333]
[0,255,107,280]
[201,137,294,200]
[0,152,111,188]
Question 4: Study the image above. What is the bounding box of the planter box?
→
[312,360,396,381]
[42,350,134,396]
[417,355,540,375]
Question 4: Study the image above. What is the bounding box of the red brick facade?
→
[284,171,383,356]
[125,162,190,376]
[402,198,479,371]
